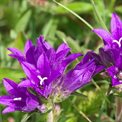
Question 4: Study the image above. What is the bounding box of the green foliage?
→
[53,2,93,14]
[15,10,32,32]
[0,68,25,81]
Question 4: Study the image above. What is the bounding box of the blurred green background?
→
[0,0,122,122]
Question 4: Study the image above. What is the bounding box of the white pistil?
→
[113,37,122,47]
[37,76,47,86]
[13,97,22,101]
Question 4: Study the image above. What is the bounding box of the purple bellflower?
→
[0,36,104,113]
[93,13,122,50]
[0,78,39,114]
[59,51,105,98]
[107,48,122,86]
[93,13,122,87]
[7,36,103,100]
[8,36,83,98]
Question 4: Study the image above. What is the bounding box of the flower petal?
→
[8,48,24,61]
[21,62,39,83]
[18,79,31,87]
[37,36,52,52]
[26,46,38,66]
[23,97,39,112]
[24,40,33,54]
[62,60,96,94]
[2,107,15,114]
[0,96,12,106]
[56,43,70,53]
[3,78,17,94]
[107,66,121,86]
[93,29,113,45]
[37,54,50,76]
[62,53,82,68]
[111,13,122,40]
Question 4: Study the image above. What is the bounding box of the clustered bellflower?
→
[93,13,122,87]
[1,12,122,115]
[0,36,102,114]
[0,78,39,114]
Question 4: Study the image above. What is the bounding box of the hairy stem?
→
[47,102,61,122]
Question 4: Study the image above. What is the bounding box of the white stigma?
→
[13,97,22,101]
[37,76,47,86]
[113,37,122,47]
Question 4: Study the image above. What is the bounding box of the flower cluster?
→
[1,12,122,115]
[0,36,103,114]
[93,13,122,87]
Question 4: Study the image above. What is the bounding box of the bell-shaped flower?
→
[59,52,104,98]
[8,36,82,98]
[93,13,122,87]
[0,78,39,114]
[93,13,122,49]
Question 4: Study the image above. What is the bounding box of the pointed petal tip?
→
[3,78,10,84]
[111,13,121,22]
[24,40,33,54]
[37,35,45,42]
[2,78,17,92]
[2,107,15,114]
[92,28,104,32]
[18,79,31,88]
[112,12,118,17]
[7,47,13,51]
[25,39,33,45]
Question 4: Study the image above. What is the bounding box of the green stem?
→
[53,0,93,30]
[92,79,101,90]
[90,0,108,31]
[47,111,53,122]
[52,103,56,122]
[47,100,59,122]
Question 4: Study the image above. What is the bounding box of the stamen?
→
[13,97,22,101]
[37,76,47,85]
[113,37,122,47]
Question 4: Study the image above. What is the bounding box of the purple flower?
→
[49,51,105,100]
[93,13,122,86]
[106,48,122,86]
[99,48,119,67]
[93,13,122,49]
[8,36,82,98]
[107,66,122,86]
[0,78,39,114]
[0,35,104,113]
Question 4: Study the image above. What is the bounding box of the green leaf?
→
[56,31,81,53]
[13,32,26,50]
[115,6,122,13]
[0,68,25,81]
[53,2,92,14]
[42,18,54,37]
[15,10,31,32]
